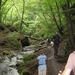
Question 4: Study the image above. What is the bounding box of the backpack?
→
[54,36,60,44]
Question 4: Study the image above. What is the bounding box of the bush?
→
[23,53,35,64]
[6,32,21,49]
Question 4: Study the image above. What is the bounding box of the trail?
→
[33,41,66,75]
[44,46,65,75]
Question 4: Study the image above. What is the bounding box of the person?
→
[41,34,44,37]
[50,40,54,47]
[41,34,44,40]
[53,32,61,57]
[37,51,47,75]
[29,31,33,37]
[58,51,75,75]
[46,38,51,47]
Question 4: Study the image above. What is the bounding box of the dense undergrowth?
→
[17,53,38,75]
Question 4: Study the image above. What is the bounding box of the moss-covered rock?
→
[3,50,10,55]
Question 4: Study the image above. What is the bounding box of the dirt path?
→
[43,46,66,75]
[33,40,66,75]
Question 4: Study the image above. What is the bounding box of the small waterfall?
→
[20,45,35,54]
[0,45,36,75]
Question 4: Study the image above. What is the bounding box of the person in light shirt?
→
[37,51,47,75]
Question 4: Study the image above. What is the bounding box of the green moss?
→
[20,69,30,75]
[3,50,10,55]
[23,53,35,64]
[30,63,38,69]
[3,50,15,60]
[18,53,36,74]
[16,62,25,73]
[6,32,21,49]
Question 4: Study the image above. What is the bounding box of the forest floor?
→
[0,24,69,75]
[0,34,67,75]
[33,40,66,75]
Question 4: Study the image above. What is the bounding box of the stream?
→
[0,45,36,75]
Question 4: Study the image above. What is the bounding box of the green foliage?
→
[3,50,15,59]
[18,53,36,74]
[3,50,10,55]
[0,0,75,42]
[16,62,26,74]
[6,32,21,49]
[6,31,19,39]
[20,69,30,75]
[1,0,61,37]
[23,53,35,64]
[0,31,3,36]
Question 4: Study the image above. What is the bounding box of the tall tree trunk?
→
[62,0,75,49]
[67,0,75,49]
[0,0,7,23]
[19,0,25,34]
[0,0,2,23]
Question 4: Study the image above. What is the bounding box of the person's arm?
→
[58,68,71,75]
[58,53,73,75]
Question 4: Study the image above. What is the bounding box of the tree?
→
[0,0,7,23]
[0,0,2,23]
[46,0,64,36]
[19,0,25,34]
[62,0,75,49]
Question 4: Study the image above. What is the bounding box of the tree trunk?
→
[0,0,7,23]
[19,0,25,34]
[0,0,2,23]
[62,1,75,49]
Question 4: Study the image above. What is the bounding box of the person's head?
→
[56,32,58,35]
[39,51,44,55]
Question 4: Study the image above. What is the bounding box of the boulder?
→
[21,37,30,47]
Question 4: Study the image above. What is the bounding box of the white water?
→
[0,45,36,75]
[0,56,20,75]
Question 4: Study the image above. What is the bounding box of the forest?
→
[0,0,75,75]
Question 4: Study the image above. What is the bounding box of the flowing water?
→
[0,45,36,75]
